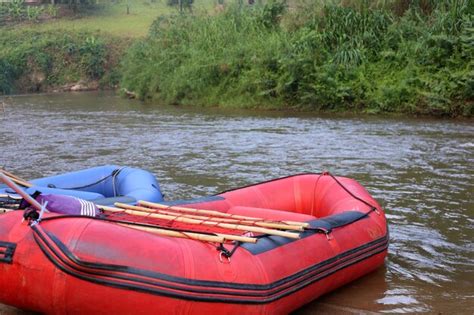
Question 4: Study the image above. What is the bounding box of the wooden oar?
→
[139,200,310,228]
[118,223,226,243]
[0,168,23,181]
[114,202,303,231]
[100,205,257,243]
[157,208,304,231]
[0,169,33,188]
[107,203,300,239]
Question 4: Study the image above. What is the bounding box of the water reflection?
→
[0,92,473,313]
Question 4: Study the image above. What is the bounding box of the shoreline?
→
[2,90,473,121]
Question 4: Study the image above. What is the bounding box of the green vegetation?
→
[1,0,473,116]
[121,0,473,116]
[0,30,124,93]
[6,0,215,37]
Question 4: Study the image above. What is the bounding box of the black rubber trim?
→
[0,241,16,264]
[242,211,369,255]
[31,224,388,302]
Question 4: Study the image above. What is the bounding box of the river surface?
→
[0,92,473,314]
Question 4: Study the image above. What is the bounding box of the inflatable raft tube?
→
[0,173,388,314]
[0,165,163,205]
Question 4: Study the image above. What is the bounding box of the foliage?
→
[0,30,117,94]
[26,5,44,21]
[119,0,474,116]
[2,0,46,22]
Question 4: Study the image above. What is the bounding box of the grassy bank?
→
[0,29,129,93]
[120,0,473,116]
[0,0,213,93]
[1,0,473,116]
[16,1,216,37]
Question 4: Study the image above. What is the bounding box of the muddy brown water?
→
[0,92,473,314]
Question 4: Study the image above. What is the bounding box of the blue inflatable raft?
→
[0,165,163,206]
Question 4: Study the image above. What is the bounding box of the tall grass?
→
[120,0,473,116]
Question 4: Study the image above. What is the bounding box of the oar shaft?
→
[115,203,303,231]
[139,200,309,228]
[124,208,300,239]
[0,169,32,188]
[0,169,23,181]
[101,205,257,243]
[118,223,226,243]
[0,173,44,212]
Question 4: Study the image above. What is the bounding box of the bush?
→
[119,0,473,116]
[0,30,116,94]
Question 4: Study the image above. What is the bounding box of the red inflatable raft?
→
[0,173,388,314]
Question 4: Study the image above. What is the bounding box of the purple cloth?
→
[36,194,100,217]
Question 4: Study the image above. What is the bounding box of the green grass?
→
[16,0,216,37]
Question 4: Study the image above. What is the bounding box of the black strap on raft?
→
[216,241,241,259]
[23,208,40,223]
[18,191,42,209]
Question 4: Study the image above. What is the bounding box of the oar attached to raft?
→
[115,202,304,231]
[104,203,301,239]
[101,205,257,243]
[139,200,310,228]
[118,223,227,243]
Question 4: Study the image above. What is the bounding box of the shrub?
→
[0,30,116,94]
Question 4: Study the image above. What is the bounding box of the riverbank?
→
[1,0,473,117]
[0,29,130,94]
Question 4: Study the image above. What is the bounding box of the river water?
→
[0,92,472,314]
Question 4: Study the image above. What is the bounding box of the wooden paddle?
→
[0,169,33,188]
[139,200,310,228]
[105,203,300,239]
[114,202,304,231]
[156,208,305,231]
[101,205,257,243]
[118,223,226,243]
